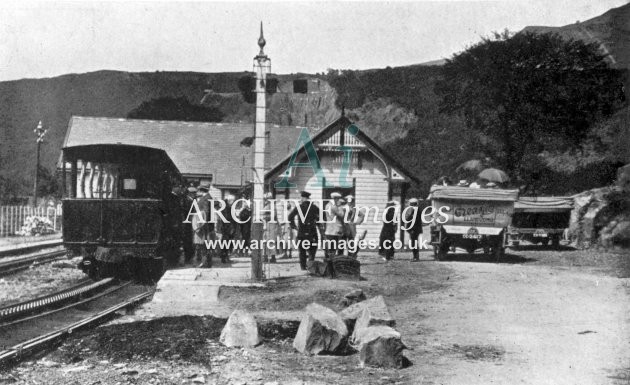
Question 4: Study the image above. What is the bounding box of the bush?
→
[15,216,56,236]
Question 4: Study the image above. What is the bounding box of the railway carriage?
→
[61,144,184,280]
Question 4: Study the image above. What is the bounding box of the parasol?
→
[478,168,510,183]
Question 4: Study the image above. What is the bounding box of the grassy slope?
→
[0,70,246,184]
[0,70,339,196]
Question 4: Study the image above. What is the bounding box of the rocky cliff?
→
[568,165,630,249]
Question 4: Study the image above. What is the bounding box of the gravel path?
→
[1,248,628,384]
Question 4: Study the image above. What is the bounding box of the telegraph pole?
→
[33,121,48,207]
[251,22,270,281]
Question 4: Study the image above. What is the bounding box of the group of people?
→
[289,191,367,270]
[377,198,424,262]
[174,186,426,270]
[434,176,502,189]
[175,183,248,268]
[291,191,425,266]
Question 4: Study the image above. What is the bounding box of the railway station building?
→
[61,114,418,241]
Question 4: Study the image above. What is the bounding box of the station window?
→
[123,179,137,190]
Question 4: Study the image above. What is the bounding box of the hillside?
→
[522,2,630,70]
[1,3,628,200]
[0,70,340,197]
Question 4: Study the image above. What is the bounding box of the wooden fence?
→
[0,205,62,237]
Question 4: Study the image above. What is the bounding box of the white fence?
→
[0,205,62,237]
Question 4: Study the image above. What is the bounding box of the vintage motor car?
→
[429,186,519,260]
[508,196,573,248]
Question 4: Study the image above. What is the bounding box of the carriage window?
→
[123,179,137,190]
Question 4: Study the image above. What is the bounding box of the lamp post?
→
[33,121,48,206]
[251,22,270,281]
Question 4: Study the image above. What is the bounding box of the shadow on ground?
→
[511,245,576,252]
[439,252,536,264]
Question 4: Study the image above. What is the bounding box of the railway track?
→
[0,240,63,258]
[0,280,153,368]
[0,250,68,277]
[0,278,117,326]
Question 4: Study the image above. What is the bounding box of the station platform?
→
[124,256,308,321]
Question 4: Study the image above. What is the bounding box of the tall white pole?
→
[251,22,270,281]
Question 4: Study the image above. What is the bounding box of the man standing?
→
[218,194,236,264]
[181,185,196,264]
[343,195,365,258]
[405,198,423,262]
[192,184,215,268]
[238,199,252,257]
[379,200,398,261]
[324,192,345,259]
[262,192,281,263]
[288,191,322,270]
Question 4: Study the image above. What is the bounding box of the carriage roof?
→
[62,143,181,179]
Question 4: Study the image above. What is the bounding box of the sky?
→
[0,0,627,81]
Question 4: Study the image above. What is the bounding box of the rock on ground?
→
[350,296,396,345]
[354,326,406,368]
[219,310,261,348]
[307,260,330,277]
[293,303,348,355]
[340,295,394,330]
[51,260,76,269]
[339,288,366,308]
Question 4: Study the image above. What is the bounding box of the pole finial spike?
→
[258,21,266,55]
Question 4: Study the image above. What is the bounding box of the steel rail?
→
[0,250,67,277]
[0,290,153,367]
[0,280,132,328]
[0,278,108,320]
[0,240,63,258]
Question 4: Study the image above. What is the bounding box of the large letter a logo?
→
[275,127,330,188]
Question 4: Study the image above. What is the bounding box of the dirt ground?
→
[1,246,629,385]
[0,256,86,308]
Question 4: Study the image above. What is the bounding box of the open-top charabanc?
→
[508,196,573,248]
[61,144,184,280]
[429,186,519,260]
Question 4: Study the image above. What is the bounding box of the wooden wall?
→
[286,150,401,243]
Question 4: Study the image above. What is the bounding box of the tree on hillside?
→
[127,96,224,122]
[436,31,625,186]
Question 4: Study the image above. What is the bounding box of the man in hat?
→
[342,195,364,258]
[262,192,281,263]
[181,185,196,263]
[217,194,236,263]
[379,200,398,261]
[405,198,424,261]
[324,192,345,259]
[192,184,215,268]
[288,191,322,270]
[237,199,252,256]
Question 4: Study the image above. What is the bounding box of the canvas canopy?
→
[430,186,519,202]
[515,197,573,213]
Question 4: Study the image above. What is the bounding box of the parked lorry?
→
[429,186,519,260]
[508,196,573,248]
